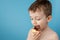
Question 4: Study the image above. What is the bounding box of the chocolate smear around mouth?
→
[34,25,41,31]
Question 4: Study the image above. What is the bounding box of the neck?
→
[42,25,50,32]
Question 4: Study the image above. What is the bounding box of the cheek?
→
[37,19,47,25]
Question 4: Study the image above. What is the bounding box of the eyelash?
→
[31,18,40,21]
[36,19,41,20]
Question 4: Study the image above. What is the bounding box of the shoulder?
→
[27,28,33,36]
[48,30,59,40]
[28,28,33,34]
[27,28,33,40]
[52,32,59,40]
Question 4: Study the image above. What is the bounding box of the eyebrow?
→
[35,16,40,18]
[30,16,41,19]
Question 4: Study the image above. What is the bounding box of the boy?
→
[27,0,59,40]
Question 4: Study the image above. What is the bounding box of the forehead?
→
[29,10,45,18]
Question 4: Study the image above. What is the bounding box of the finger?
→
[31,29,37,36]
[33,31,40,37]
[33,33,41,40]
[33,31,39,36]
[33,31,41,36]
[33,31,41,39]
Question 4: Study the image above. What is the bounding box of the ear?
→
[47,15,52,22]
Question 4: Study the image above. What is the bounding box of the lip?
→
[34,25,40,31]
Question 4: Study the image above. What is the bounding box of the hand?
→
[31,29,41,40]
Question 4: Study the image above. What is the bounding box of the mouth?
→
[34,25,41,31]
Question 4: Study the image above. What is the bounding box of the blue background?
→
[0,0,60,40]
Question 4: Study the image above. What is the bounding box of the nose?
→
[32,20,37,25]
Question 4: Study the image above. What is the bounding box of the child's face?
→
[29,10,51,30]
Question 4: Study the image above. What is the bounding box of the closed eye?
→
[36,18,41,21]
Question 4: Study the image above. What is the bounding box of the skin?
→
[27,9,59,40]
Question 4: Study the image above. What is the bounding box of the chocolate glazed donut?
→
[34,25,41,31]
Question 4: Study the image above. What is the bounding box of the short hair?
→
[28,0,52,17]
